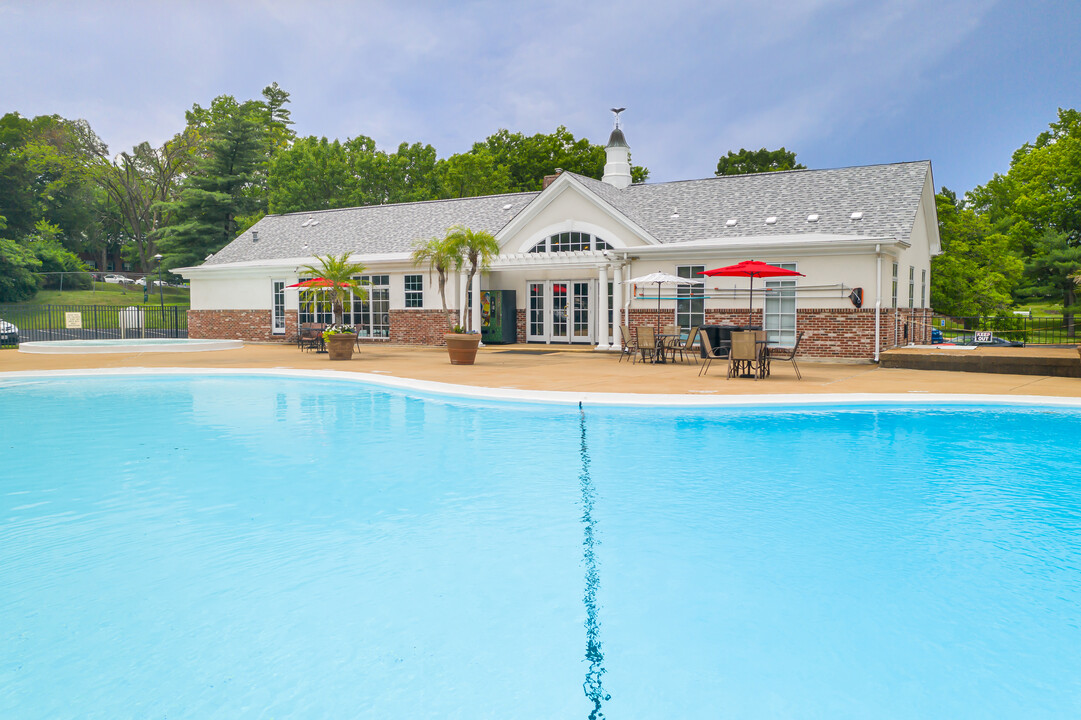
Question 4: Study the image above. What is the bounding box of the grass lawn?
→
[28,282,190,307]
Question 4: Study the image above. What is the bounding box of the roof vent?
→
[205,253,214,260]
[252,231,259,242]
[670,208,679,219]
[502,203,513,210]
[850,211,863,221]
[765,216,778,225]
[302,216,315,227]
[725,218,738,227]
[807,214,819,223]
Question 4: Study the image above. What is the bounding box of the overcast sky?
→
[1,0,1077,194]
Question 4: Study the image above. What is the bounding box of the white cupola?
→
[602,108,632,189]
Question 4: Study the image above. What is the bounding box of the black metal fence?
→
[932,314,1077,345]
[0,304,188,347]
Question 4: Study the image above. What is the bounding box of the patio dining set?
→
[618,324,803,380]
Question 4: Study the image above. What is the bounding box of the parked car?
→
[104,274,133,284]
[134,277,146,286]
[0,318,19,345]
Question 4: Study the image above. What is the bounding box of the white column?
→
[613,263,623,334]
[471,273,482,335]
[596,264,610,350]
[458,270,468,327]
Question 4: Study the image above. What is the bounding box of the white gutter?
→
[874,244,882,362]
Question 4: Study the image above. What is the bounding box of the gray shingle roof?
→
[203,161,930,267]
[203,191,540,266]
[570,161,930,245]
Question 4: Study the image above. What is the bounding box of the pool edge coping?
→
[4,367,1081,409]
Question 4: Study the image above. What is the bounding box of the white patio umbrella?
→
[627,271,704,332]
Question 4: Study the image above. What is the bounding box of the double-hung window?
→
[404,274,423,308]
[908,266,915,309]
[676,265,705,330]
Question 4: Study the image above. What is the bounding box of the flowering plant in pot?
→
[298,253,368,361]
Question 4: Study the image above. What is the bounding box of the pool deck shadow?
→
[3,342,1080,398]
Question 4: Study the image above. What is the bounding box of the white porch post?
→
[613,263,623,334]
[458,269,468,327]
[471,273,483,335]
[596,264,610,350]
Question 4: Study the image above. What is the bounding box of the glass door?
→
[526,280,593,343]
[572,281,591,341]
[551,281,569,341]
[528,283,545,341]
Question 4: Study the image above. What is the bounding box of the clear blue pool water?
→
[2,375,1080,718]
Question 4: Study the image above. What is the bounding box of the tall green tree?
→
[930,190,1023,316]
[78,125,196,273]
[0,215,42,302]
[973,108,1081,334]
[715,147,805,176]
[160,96,271,268]
[477,126,648,191]
[435,148,511,199]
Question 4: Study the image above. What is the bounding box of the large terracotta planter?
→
[445,332,481,365]
[326,333,357,361]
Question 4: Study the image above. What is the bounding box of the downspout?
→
[874,244,882,362]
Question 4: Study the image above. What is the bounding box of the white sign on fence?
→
[974,330,993,344]
[64,312,82,329]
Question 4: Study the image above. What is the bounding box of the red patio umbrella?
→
[286,277,352,288]
[700,260,804,325]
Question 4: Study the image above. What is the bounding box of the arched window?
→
[527,232,612,253]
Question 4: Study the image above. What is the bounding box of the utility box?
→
[481,290,517,344]
[119,306,144,337]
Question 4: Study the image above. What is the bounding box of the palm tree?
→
[445,225,499,331]
[298,253,369,329]
[411,234,457,327]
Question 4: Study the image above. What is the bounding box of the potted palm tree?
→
[447,225,500,364]
[413,226,500,365]
[298,253,368,361]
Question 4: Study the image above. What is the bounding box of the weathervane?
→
[610,107,626,128]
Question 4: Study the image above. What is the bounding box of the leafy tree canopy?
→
[715,147,805,176]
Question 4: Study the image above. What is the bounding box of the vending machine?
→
[480,290,518,344]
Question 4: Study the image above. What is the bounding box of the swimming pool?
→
[2,374,1080,718]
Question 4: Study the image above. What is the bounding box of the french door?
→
[527,280,593,343]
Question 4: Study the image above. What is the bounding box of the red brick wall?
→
[189,309,297,343]
[387,309,456,346]
[191,305,935,360]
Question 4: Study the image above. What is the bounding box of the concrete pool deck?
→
[3,342,1080,399]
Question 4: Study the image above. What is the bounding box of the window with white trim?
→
[908,266,915,309]
[920,269,927,308]
[764,262,798,346]
[404,274,423,308]
[891,262,898,308]
[271,280,286,334]
[676,265,704,330]
[528,232,612,253]
[297,278,334,325]
[353,275,390,338]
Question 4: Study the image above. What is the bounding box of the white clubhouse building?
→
[181,118,940,361]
